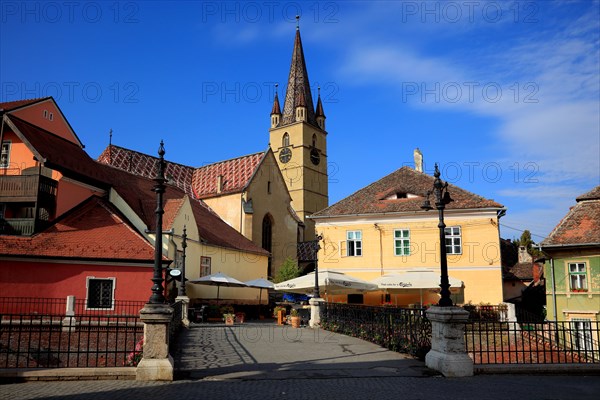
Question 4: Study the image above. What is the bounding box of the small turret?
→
[271,84,281,128]
[315,87,326,130]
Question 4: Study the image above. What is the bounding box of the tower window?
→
[49,112,53,121]
[282,132,290,147]
[43,110,48,118]
[267,181,271,194]
[312,134,317,148]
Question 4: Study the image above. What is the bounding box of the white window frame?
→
[568,262,587,291]
[200,256,211,277]
[394,229,410,256]
[0,140,11,168]
[445,226,462,255]
[85,276,116,310]
[346,230,362,257]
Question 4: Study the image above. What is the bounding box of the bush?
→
[274,257,301,283]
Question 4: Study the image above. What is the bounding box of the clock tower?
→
[269,26,328,241]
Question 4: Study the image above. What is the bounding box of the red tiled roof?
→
[6,118,268,256]
[97,145,195,196]
[0,196,159,262]
[0,97,51,112]
[312,166,503,218]
[99,164,268,256]
[7,115,110,187]
[191,152,266,199]
[542,185,600,247]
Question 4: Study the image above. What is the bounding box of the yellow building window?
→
[347,230,362,257]
[394,229,410,256]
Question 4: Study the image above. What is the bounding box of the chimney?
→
[518,246,532,263]
[216,175,224,193]
[414,148,423,172]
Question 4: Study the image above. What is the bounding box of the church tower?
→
[270,25,328,241]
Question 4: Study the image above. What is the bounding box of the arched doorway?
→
[262,214,273,278]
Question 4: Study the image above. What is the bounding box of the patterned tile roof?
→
[97,145,195,195]
[99,163,268,255]
[191,152,266,199]
[0,196,159,262]
[312,166,503,218]
[542,185,600,247]
[282,29,317,127]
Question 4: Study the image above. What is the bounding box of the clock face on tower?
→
[310,148,320,165]
[279,147,292,164]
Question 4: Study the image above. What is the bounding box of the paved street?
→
[1,323,600,399]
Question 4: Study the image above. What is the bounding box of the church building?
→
[98,26,329,278]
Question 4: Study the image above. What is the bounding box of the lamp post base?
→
[309,297,325,328]
[425,306,473,377]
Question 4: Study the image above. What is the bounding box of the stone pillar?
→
[309,297,325,328]
[136,304,174,381]
[425,306,473,377]
[62,295,76,331]
[176,296,190,328]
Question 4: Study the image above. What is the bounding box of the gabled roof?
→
[191,151,266,199]
[97,145,195,195]
[0,196,159,262]
[542,185,600,247]
[282,28,317,127]
[0,97,52,112]
[312,166,503,218]
[0,97,84,147]
[5,115,109,188]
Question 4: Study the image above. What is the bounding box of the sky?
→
[1,0,599,241]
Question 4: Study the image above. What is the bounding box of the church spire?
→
[315,87,326,130]
[282,22,316,127]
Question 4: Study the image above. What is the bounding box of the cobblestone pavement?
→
[1,323,599,399]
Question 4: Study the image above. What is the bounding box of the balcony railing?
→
[0,218,35,235]
[0,174,58,202]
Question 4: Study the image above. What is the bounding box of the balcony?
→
[0,174,58,202]
[0,218,35,235]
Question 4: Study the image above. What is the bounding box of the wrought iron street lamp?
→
[313,234,323,298]
[149,141,167,304]
[179,226,187,297]
[421,163,454,307]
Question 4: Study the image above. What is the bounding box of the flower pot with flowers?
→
[220,305,235,325]
[290,308,301,328]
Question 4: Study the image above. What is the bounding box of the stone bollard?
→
[425,306,473,377]
[176,296,190,328]
[136,303,174,381]
[309,297,325,328]
[62,295,77,332]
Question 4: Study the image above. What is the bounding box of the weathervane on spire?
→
[296,15,300,30]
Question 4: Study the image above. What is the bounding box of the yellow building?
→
[311,157,505,306]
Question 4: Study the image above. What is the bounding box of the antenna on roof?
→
[296,15,300,30]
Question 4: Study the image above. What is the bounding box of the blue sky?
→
[1,1,599,241]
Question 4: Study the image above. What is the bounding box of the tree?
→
[274,257,301,283]
[513,230,543,258]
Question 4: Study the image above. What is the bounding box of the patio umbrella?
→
[244,277,274,306]
[371,270,463,305]
[188,272,247,304]
[274,270,377,299]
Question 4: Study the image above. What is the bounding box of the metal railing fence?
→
[466,320,600,364]
[319,303,431,359]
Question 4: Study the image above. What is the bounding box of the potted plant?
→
[221,305,235,325]
[290,308,301,328]
[273,306,286,325]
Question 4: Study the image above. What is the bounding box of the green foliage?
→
[513,229,543,258]
[274,257,301,283]
[290,308,299,317]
